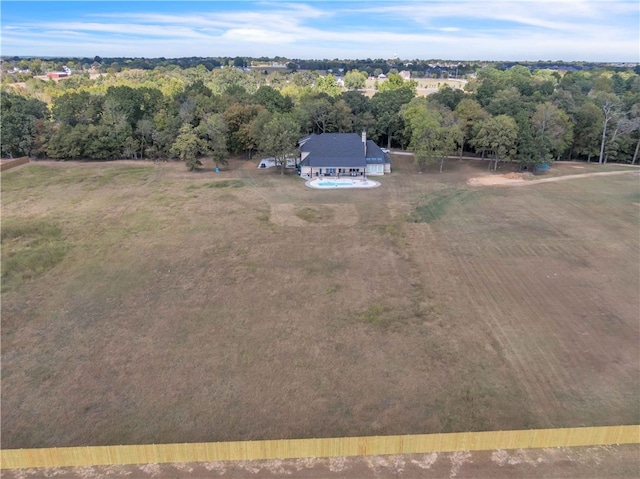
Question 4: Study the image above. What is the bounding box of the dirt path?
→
[468,170,639,186]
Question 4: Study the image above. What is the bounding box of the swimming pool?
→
[305,177,380,189]
[318,180,355,187]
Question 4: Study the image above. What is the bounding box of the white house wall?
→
[366,164,384,175]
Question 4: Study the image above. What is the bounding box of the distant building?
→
[46,72,69,79]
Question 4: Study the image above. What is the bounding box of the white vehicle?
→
[258,156,298,169]
[381,148,390,154]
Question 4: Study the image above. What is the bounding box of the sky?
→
[1,1,639,62]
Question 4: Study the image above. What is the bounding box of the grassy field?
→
[1,157,638,448]
[362,77,466,97]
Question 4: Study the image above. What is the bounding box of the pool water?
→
[317,180,356,187]
[306,177,381,189]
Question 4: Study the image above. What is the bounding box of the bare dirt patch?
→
[468,169,638,187]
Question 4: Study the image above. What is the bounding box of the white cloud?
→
[221,28,298,44]
[26,21,213,39]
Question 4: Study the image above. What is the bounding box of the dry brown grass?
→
[2,157,638,448]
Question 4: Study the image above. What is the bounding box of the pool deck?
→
[305,177,381,189]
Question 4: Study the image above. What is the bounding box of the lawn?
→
[2,157,638,448]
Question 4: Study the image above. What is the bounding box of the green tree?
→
[315,74,342,97]
[298,94,333,134]
[573,102,604,162]
[343,70,367,90]
[593,93,621,164]
[198,114,228,167]
[475,67,507,106]
[378,73,417,94]
[47,124,88,160]
[340,91,375,133]
[429,84,464,110]
[626,104,640,164]
[331,99,353,133]
[592,74,613,93]
[505,65,534,96]
[258,114,300,175]
[371,86,415,148]
[403,98,461,172]
[103,85,162,128]
[171,124,204,171]
[176,80,219,125]
[253,85,292,113]
[135,118,154,159]
[514,111,538,168]
[223,103,267,157]
[83,122,131,160]
[1,91,49,158]
[531,102,573,163]
[249,108,273,156]
[378,73,403,92]
[486,87,527,117]
[611,73,626,96]
[52,91,103,126]
[209,67,259,95]
[471,114,519,171]
[151,107,182,159]
[559,70,594,96]
[454,98,488,158]
[290,70,318,88]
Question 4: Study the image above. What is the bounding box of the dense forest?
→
[1,57,639,171]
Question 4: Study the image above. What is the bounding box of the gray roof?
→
[299,133,390,168]
[365,140,391,164]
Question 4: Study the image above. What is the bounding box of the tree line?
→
[1,64,639,172]
[6,55,635,81]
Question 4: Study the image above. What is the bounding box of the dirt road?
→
[468,170,639,186]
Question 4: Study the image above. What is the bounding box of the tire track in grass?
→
[419,175,639,428]
[454,237,638,427]
[446,242,569,424]
[452,256,554,425]
[476,257,572,419]
[404,220,547,426]
[413,195,542,415]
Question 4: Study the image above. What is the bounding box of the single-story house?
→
[299,132,390,178]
